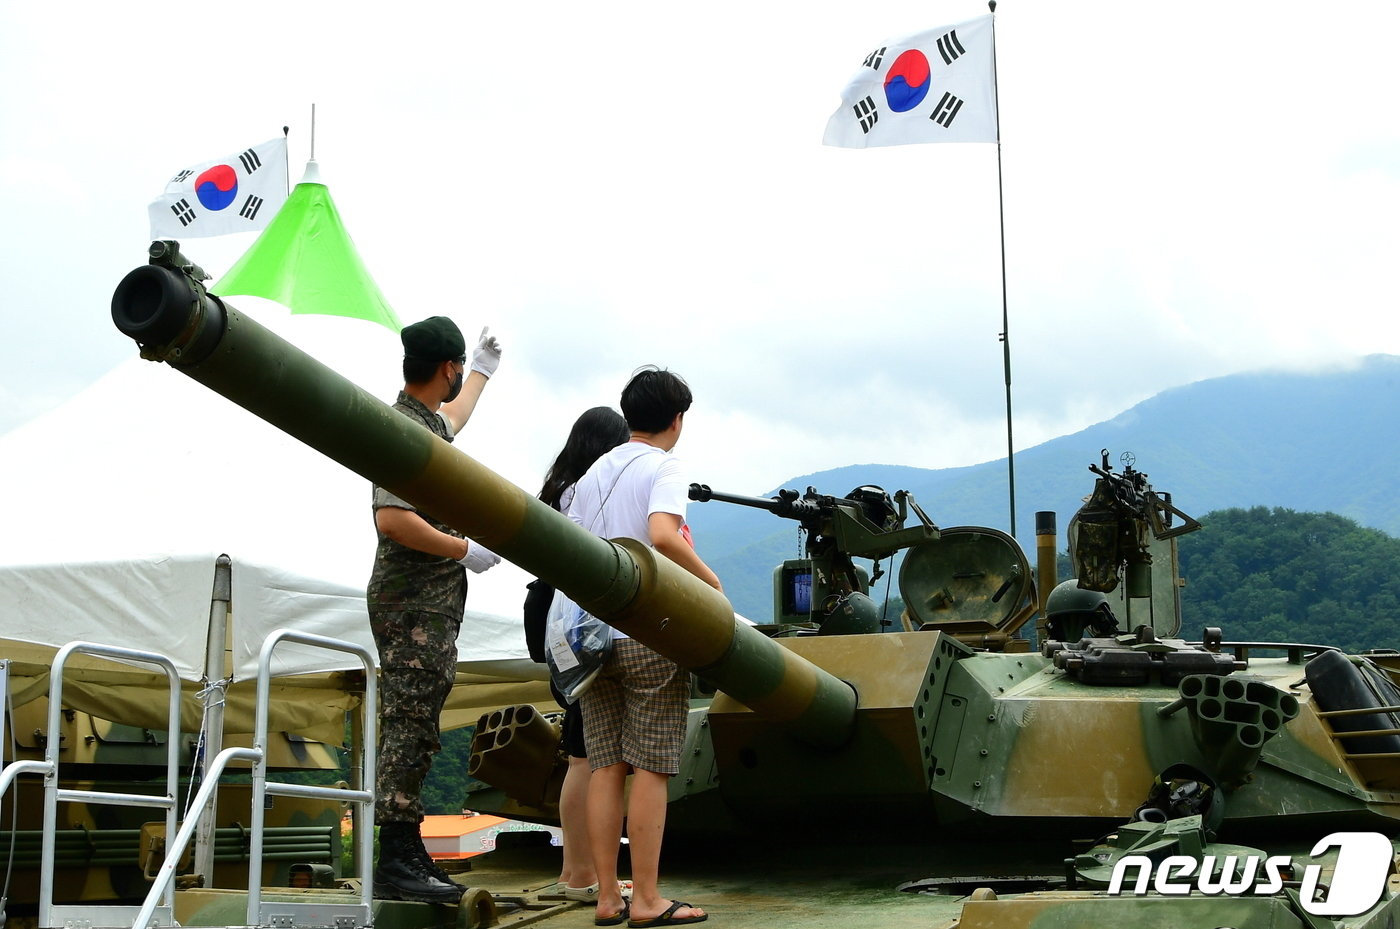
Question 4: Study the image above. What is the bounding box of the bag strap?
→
[587,446,650,538]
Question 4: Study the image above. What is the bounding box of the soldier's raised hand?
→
[470,326,502,378]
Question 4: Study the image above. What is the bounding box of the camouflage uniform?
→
[368,391,467,824]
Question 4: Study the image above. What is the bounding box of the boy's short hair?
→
[621,367,692,433]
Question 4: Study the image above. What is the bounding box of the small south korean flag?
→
[148,137,289,238]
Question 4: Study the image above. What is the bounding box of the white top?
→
[566,442,689,641]
[567,442,688,545]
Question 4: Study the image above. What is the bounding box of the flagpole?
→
[989,1,1016,538]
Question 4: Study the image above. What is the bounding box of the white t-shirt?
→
[568,443,688,641]
[568,442,687,546]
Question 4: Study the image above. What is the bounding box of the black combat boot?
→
[409,825,468,891]
[373,822,463,904]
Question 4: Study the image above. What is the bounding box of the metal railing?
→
[248,629,377,927]
[0,630,377,929]
[1317,704,1400,761]
[133,628,377,929]
[40,642,183,929]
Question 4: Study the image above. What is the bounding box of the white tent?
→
[2,553,370,681]
[0,300,550,738]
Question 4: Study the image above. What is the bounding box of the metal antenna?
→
[988,4,1016,538]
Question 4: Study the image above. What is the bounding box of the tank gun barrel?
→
[110,246,857,749]
[688,483,825,525]
[687,484,773,509]
[691,482,938,567]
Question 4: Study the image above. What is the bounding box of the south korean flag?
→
[823,15,998,148]
[148,137,289,238]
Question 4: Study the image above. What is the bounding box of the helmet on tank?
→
[1045,579,1120,642]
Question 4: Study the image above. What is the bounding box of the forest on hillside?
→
[1177,507,1400,653]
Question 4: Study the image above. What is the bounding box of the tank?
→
[109,241,1400,928]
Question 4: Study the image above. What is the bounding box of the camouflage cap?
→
[401,316,465,361]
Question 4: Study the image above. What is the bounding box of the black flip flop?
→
[628,900,708,927]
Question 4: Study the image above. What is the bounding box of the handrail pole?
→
[162,649,182,913]
[133,746,262,929]
[248,635,274,922]
[0,759,53,799]
[361,644,378,913]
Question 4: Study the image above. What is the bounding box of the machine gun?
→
[688,483,940,634]
[1070,449,1201,596]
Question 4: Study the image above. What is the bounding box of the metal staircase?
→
[0,629,377,929]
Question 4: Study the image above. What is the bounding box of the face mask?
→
[445,365,464,403]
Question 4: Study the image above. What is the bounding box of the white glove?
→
[469,326,502,378]
[460,541,501,573]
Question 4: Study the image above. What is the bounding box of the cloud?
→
[4,0,1400,560]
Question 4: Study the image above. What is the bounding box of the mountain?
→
[689,355,1400,621]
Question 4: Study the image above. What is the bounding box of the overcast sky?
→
[3,1,1398,583]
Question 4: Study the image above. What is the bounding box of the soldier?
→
[367,316,502,903]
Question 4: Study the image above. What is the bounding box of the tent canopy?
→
[0,551,549,743]
[0,551,533,680]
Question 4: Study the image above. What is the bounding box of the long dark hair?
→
[538,406,631,509]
